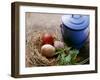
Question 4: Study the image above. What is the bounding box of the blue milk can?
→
[61,14,89,49]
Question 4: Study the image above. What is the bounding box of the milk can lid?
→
[62,14,89,30]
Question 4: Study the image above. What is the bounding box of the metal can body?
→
[61,14,89,49]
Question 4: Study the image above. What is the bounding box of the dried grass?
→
[26,32,58,67]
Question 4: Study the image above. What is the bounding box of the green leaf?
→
[56,46,79,65]
[65,54,71,63]
[69,49,79,64]
[70,49,79,60]
[60,53,66,65]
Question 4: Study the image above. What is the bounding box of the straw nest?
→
[26,31,60,67]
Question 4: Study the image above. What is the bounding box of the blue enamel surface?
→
[61,14,89,49]
[62,14,89,30]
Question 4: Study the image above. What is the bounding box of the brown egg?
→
[41,44,55,57]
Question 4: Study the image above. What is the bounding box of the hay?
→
[26,32,58,67]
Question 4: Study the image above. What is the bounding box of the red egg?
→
[42,33,54,45]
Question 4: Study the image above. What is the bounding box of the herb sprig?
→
[56,47,80,65]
